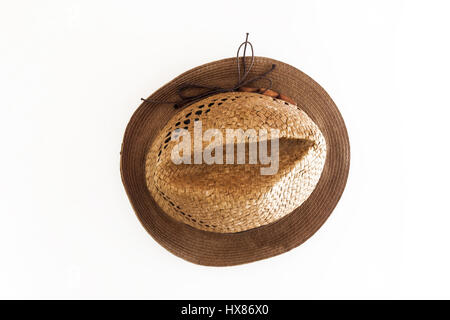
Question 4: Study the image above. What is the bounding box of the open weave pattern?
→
[145,92,326,233]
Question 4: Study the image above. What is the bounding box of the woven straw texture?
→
[145,92,326,233]
[120,57,350,266]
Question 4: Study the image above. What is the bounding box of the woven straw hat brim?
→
[121,56,350,266]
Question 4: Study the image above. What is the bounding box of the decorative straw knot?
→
[141,33,276,109]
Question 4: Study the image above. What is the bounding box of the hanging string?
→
[141,33,276,109]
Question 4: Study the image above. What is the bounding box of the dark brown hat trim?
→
[120,57,350,266]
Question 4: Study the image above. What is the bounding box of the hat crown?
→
[145,92,326,233]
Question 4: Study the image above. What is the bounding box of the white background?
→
[1,0,449,299]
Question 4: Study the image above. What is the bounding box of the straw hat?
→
[121,37,350,266]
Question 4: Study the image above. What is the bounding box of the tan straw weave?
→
[145,92,326,233]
